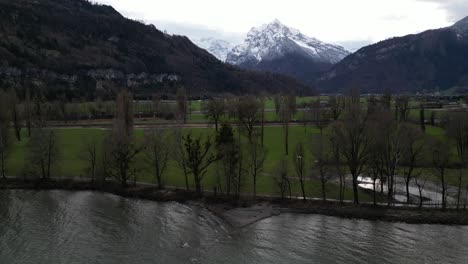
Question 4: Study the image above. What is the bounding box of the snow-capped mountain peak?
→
[194,37,234,61]
[227,19,350,65]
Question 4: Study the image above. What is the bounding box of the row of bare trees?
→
[85,92,466,209]
[0,89,61,180]
[76,91,268,198]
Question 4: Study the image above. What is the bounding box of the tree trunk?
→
[373,178,377,206]
[41,161,46,180]
[352,173,359,205]
[441,171,446,210]
[261,106,264,147]
[253,174,257,199]
[300,178,306,202]
[1,152,5,179]
[284,121,289,155]
[183,165,189,191]
[156,173,163,189]
[420,108,426,133]
[380,175,384,195]
[457,169,462,210]
[321,179,326,202]
[419,188,424,208]
[406,178,410,204]
[464,184,468,210]
[387,175,394,206]
[339,173,343,203]
[194,174,202,195]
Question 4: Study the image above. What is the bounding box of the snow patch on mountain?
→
[226,19,350,66]
[194,37,234,61]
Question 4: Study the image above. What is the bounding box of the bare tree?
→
[260,96,265,146]
[274,157,291,200]
[414,172,427,208]
[330,134,346,203]
[374,113,404,205]
[420,104,426,133]
[216,123,239,197]
[104,90,142,187]
[144,128,170,189]
[311,98,329,135]
[280,95,295,155]
[24,89,33,137]
[395,96,410,122]
[381,89,392,111]
[245,133,266,199]
[329,96,345,120]
[313,137,331,202]
[183,134,221,195]
[8,89,22,141]
[431,138,452,209]
[172,129,190,191]
[293,142,307,201]
[430,111,436,126]
[0,90,11,178]
[367,134,384,206]
[81,137,99,183]
[274,94,281,118]
[27,128,60,180]
[203,98,225,131]
[401,124,425,204]
[176,87,188,124]
[152,93,162,118]
[232,96,259,143]
[447,112,468,209]
[330,104,372,205]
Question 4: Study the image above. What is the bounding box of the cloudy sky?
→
[98,0,467,50]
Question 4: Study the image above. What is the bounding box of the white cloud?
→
[98,0,453,49]
[417,0,468,22]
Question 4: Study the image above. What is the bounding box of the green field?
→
[5,126,381,201]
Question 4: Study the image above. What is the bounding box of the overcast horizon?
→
[98,0,467,50]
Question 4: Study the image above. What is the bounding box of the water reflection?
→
[0,190,467,264]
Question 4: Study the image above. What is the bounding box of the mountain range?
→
[195,18,468,94]
[224,20,349,86]
[0,0,308,98]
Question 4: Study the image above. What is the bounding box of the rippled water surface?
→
[1,190,468,264]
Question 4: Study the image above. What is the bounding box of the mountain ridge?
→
[318,16,468,93]
[0,0,309,98]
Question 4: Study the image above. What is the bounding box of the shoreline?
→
[1,178,468,226]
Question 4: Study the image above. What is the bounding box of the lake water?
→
[1,190,467,264]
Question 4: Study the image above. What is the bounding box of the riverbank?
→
[1,178,468,226]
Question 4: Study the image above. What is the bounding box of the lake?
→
[1,190,467,263]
